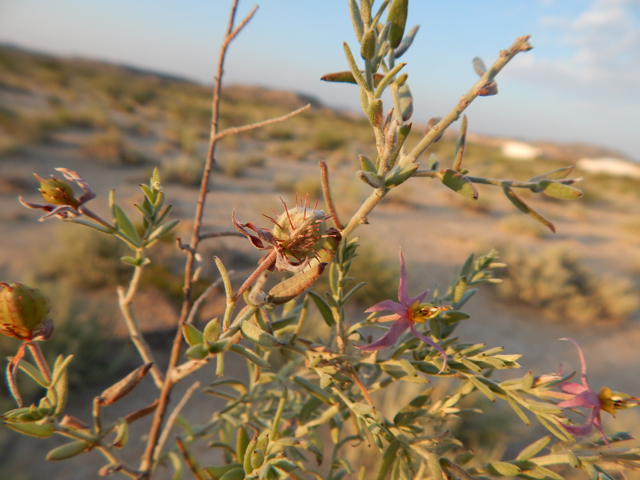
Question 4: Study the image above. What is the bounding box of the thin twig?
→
[152,381,201,472]
[139,1,255,474]
[213,104,310,142]
[404,36,532,165]
[348,365,374,407]
[186,276,226,325]
[319,160,343,230]
[231,249,277,303]
[175,437,207,480]
[78,206,114,231]
[26,342,52,384]
[117,266,164,388]
[198,231,244,241]
[414,170,582,189]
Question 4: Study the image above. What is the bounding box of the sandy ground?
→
[1,117,640,478]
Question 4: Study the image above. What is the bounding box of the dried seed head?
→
[0,283,51,340]
[273,206,328,261]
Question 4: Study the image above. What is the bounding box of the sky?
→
[1,0,639,161]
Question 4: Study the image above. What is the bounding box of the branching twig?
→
[186,276,226,325]
[198,231,244,241]
[139,1,257,474]
[175,437,207,480]
[404,36,532,165]
[152,381,201,473]
[414,170,582,189]
[117,266,164,388]
[213,104,310,141]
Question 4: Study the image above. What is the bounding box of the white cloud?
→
[507,0,640,101]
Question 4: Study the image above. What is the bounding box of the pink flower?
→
[355,250,450,372]
[557,338,639,446]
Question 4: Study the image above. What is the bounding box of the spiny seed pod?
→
[0,283,51,340]
[273,207,328,260]
[34,174,78,207]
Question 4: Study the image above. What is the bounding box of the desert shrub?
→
[313,129,345,151]
[81,128,147,165]
[268,127,295,140]
[499,214,547,238]
[216,153,246,177]
[50,105,112,130]
[161,155,205,187]
[244,154,266,167]
[496,246,638,324]
[37,226,131,290]
[0,135,23,157]
[274,174,322,199]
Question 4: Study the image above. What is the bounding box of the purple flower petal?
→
[563,407,598,437]
[365,299,407,316]
[559,382,589,395]
[558,390,601,409]
[408,289,430,306]
[397,250,411,307]
[592,412,610,446]
[409,323,448,372]
[355,317,411,351]
[561,338,590,388]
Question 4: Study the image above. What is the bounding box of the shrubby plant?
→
[3,1,640,479]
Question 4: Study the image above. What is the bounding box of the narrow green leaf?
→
[539,180,583,200]
[321,70,384,86]
[453,115,468,171]
[112,418,129,449]
[374,62,406,98]
[440,169,478,200]
[387,0,408,48]
[359,154,377,173]
[349,0,364,41]
[466,375,495,401]
[308,291,336,327]
[529,166,574,181]
[120,256,142,266]
[229,344,270,368]
[503,187,556,233]
[114,204,141,246]
[168,451,184,480]
[46,440,90,461]
[66,218,113,234]
[398,83,413,121]
[516,436,550,461]
[488,462,520,477]
[394,25,419,59]
[4,420,54,438]
[182,323,203,347]
[240,321,283,348]
[385,163,419,188]
[147,219,179,242]
[186,344,209,360]
[18,360,48,388]
[452,277,467,304]
[293,376,334,405]
[203,318,220,343]
[361,28,377,60]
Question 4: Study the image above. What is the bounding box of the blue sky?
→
[1,0,639,160]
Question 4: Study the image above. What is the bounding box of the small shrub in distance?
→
[161,154,205,187]
[496,245,638,324]
[81,128,146,165]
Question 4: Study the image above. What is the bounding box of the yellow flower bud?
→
[34,173,79,207]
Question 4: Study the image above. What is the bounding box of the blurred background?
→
[1,0,639,479]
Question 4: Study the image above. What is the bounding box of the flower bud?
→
[0,283,51,340]
[273,207,328,260]
[34,174,79,207]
